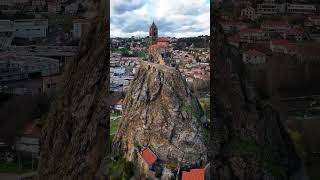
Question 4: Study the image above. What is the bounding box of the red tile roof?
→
[141,147,157,166]
[158,37,170,42]
[181,169,205,180]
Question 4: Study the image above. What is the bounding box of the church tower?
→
[149,21,158,45]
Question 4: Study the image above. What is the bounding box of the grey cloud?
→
[113,0,146,14]
[110,0,209,37]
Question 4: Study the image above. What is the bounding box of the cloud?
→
[111,0,146,15]
[110,0,210,38]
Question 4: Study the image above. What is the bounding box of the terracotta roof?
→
[158,37,170,42]
[181,169,205,180]
[141,147,157,166]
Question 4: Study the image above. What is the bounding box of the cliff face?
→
[37,1,109,179]
[210,15,307,179]
[113,61,208,168]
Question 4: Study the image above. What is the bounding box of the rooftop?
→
[140,147,157,166]
[181,169,205,180]
[158,37,170,42]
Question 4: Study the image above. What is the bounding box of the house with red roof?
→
[243,49,266,64]
[181,168,205,180]
[140,147,158,167]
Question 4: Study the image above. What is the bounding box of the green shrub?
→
[110,158,135,179]
[154,166,162,178]
[166,162,178,171]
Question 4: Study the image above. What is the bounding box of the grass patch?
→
[0,161,34,174]
[110,157,134,180]
[111,47,130,56]
[137,51,147,59]
[110,116,121,135]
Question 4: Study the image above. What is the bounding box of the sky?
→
[110,0,210,38]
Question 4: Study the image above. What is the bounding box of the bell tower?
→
[149,20,158,45]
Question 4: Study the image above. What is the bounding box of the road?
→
[0,172,36,180]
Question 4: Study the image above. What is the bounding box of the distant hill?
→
[175,36,210,50]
